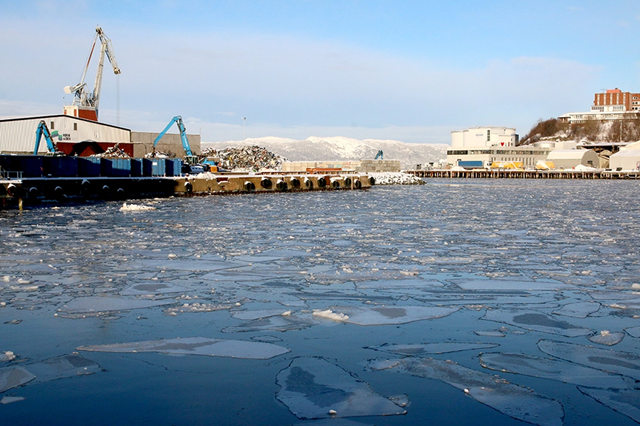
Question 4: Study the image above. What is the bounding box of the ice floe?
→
[164,302,233,315]
[120,202,156,212]
[58,296,174,316]
[27,354,101,382]
[625,326,640,338]
[120,282,187,296]
[552,302,601,318]
[367,342,499,356]
[1,351,16,362]
[454,279,574,291]
[231,309,294,320]
[276,357,406,419]
[588,330,625,346]
[538,340,640,380]
[313,305,459,326]
[368,357,564,426]
[0,367,35,393]
[78,337,290,359]
[479,352,633,388]
[483,310,592,337]
[474,330,506,337]
[578,387,640,423]
[0,396,25,404]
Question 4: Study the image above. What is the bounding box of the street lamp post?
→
[242,117,246,141]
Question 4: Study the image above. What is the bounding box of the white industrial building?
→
[609,141,640,171]
[0,115,200,158]
[546,149,599,169]
[447,126,552,168]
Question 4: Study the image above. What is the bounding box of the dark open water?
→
[1,179,639,425]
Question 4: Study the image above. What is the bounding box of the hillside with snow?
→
[201,136,448,169]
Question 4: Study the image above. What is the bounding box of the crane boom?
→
[63,26,120,120]
[34,121,62,155]
[154,116,197,163]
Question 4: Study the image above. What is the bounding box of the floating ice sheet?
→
[479,352,633,389]
[367,342,499,356]
[232,309,293,320]
[0,396,25,404]
[120,282,187,296]
[0,367,35,393]
[552,302,601,318]
[483,310,592,337]
[224,315,314,333]
[474,330,506,337]
[59,296,174,315]
[276,357,406,419]
[27,354,101,382]
[454,279,573,291]
[625,326,640,338]
[538,340,640,380]
[165,303,232,315]
[78,337,289,359]
[314,305,459,326]
[588,330,625,346]
[578,387,640,423]
[368,358,563,426]
[0,351,16,362]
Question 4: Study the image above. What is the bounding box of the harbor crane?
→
[64,26,121,121]
[153,116,199,165]
[375,150,384,160]
[34,121,63,156]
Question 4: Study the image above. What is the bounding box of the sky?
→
[1,0,639,144]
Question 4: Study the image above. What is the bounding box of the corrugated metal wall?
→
[131,132,201,157]
[0,116,131,154]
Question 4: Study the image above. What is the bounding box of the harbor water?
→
[1,179,640,425]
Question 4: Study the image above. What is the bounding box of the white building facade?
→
[447,126,551,168]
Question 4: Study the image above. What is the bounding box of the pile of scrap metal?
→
[200,146,286,171]
[90,143,130,158]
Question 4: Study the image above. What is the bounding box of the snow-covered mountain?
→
[201,136,448,169]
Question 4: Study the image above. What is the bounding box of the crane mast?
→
[63,26,120,121]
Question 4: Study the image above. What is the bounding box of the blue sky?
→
[1,1,639,143]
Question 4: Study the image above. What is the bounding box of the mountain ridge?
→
[202,136,448,169]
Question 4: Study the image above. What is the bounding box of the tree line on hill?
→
[519,117,640,145]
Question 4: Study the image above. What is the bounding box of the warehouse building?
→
[282,159,401,173]
[546,149,599,169]
[447,126,551,168]
[0,115,200,158]
[609,141,640,171]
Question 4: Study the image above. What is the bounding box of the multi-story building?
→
[559,88,640,123]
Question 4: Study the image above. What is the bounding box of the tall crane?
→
[64,26,121,121]
[34,121,63,156]
[153,116,198,164]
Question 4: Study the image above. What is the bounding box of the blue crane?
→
[153,116,198,164]
[34,121,63,155]
[375,150,384,160]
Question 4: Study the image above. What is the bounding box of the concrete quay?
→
[407,169,640,179]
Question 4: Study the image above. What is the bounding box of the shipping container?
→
[78,157,102,177]
[165,159,182,177]
[43,156,79,177]
[131,158,143,177]
[457,160,485,169]
[101,158,131,177]
[151,159,166,176]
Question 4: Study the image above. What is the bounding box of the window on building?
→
[74,123,77,131]
[487,129,491,141]
[50,121,55,130]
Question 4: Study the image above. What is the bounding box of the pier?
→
[407,169,640,180]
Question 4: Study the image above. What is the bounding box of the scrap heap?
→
[200,146,286,171]
[90,143,131,158]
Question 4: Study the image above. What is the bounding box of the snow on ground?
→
[369,172,425,185]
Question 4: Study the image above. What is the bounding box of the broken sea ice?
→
[276,357,406,419]
[78,337,289,359]
[368,357,564,426]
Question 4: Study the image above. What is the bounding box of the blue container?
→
[2,155,44,178]
[165,159,182,177]
[142,159,153,177]
[78,157,101,177]
[43,156,78,177]
[101,158,131,177]
[131,159,143,177]
[151,158,166,176]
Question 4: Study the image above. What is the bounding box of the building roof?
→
[0,114,130,131]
